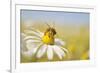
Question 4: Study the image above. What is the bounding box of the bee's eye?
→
[54,31,56,35]
[52,29,56,35]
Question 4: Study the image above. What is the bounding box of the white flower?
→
[21,28,69,60]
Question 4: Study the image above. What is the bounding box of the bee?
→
[42,23,56,45]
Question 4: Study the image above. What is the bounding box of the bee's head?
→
[44,22,56,36]
[45,28,56,36]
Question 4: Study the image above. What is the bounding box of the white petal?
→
[24,36,41,41]
[31,47,38,54]
[53,45,65,59]
[21,50,33,57]
[60,46,69,54]
[26,39,41,50]
[30,28,44,36]
[55,38,65,46]
[22,43,43,56]
[31,43,43,54]
[21,41,27,51]
[21,33,27,51]
[24,30,42,38]
[22,47,37,57]
[47,45,53,60]
[36,45,47,58]
[26,39,41,43]
[21,33,26,38]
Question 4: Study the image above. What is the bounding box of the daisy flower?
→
[21,28,69,60]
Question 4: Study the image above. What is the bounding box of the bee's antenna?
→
[45,22,51,28]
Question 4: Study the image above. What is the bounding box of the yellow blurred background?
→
[21,21,89,63]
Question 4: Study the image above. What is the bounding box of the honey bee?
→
[42,23,56,45]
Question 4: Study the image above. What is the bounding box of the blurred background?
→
[20,10,89,63]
